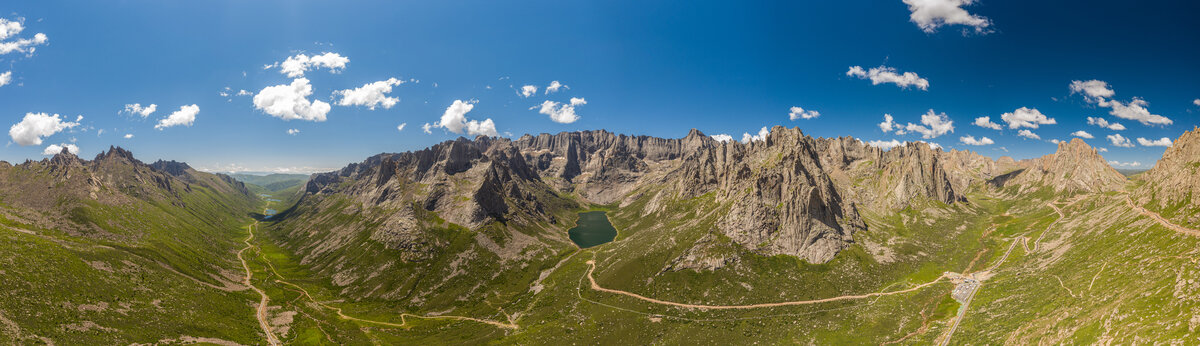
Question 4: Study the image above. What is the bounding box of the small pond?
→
[568,211,617,248]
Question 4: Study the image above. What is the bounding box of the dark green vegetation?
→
[567,211,617,248]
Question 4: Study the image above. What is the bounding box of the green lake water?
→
[568,211,617,248]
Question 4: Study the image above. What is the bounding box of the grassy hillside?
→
[231,173,310,192]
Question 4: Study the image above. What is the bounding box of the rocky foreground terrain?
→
[3,127,1200,344]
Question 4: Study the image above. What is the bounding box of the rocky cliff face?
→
[1135,127,1200,214]
[814,137,965,210]
[999,138,1126,194]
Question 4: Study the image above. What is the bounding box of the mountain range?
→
[2,127,1199,344]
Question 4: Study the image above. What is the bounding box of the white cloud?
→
[8,112,80,146]
[42,143,78,155]
[879,114,899,132]
[334,78,404,110]
[1106,134,1134,148]
[1071,80,1171,126]
[122,103,157,117]
[272,52,349,78]
[972,116,1002,130]
[1050,139,1062,144]
[1086,117,1125,131]
[1017,129,1040,140]
[155,104,199,130]
[741,127,770,143]
[520,85,537,97]
[123,134,133,139]
[433,100,498,137]
[1137,137,1172,147]
[959,135,994,146]
[1000,107,1056,129]
[1098,97,1171,126]
[868,139,905,150]
[253,78,332,122]
[1194,99,1200,107]
[1108,160,1141,168]
[422,123,433,134]
[545,81,567,94]
[1097,147,1107,152]
[534,100,582,124]
[846,65,929,90]
[0,18,48,55]
[711,134,734,142]
[902,0,992,34]
[1070,130,1093,139]
[397,123,407,132]
[570,97,587,106]
[237,89,252,96]
[286,128,300,135]
[0,71,10,87]
[1069,80,1115,103]
[788,106,820,120]
[903,109,955,139]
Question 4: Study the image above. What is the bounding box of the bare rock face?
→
[814,137,965,210]
[1136,126,1200,210]
[1001,138,1126,193]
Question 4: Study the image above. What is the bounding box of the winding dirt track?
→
[237,219,281,346]
[1126,197,1200,237]
[583,260,949,310]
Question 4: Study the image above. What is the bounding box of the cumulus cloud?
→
[0,18,48,55]
[155,104,199,130]
[878,114,899,132]
[1070,130,1094,139]
[124,134,133,139]
[1106,133,1134,148]
[236,89,252,96]
[1194,99,1200,107]
[902,0,992,34]
[972,116,1002,130]
[1099,98,1171,126]
[270,52,349,77]
[959,135,994,146]
[1000,107,1056,129]
[741,127,770,143]
[42,143,78,155]
[1097,147,1107,152]
[9,112,80,146]
[1050,139,1062,144]
[122,103,157,117]
[868,139,905,150]
[1086,117,1125,131]
[334,78,404,110]
[1017,129,1040,140]
[396,123,407,132]
[534,100,583,124]
[903,109,955,139]
[1108,160,1141,168]
[433,100,498,137]
[846,65,929,90]
[570,97,587,106]
[711,134,734,142]
[545,80,567,94]
[1071,80,1171,126]
[0,71,10,87]
[788,106,820,120]
[520,85,537,97]
[1137,137,1172,147]
[286,128,299,135]
[1069,80,1115,103]
[422,123,433,134]
[253,78,332,122]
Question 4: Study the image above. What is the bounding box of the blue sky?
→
[2,0,1198,172]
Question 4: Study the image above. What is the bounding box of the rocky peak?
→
[94,146,141,164]
[149,160,194,177]
[1135,126,1200,210]
[48,147,83,171]
[1001,137,1125,193]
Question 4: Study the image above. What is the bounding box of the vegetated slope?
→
[1134,126,1200,226]
[0,147,265,345]
[230,173,310,192]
